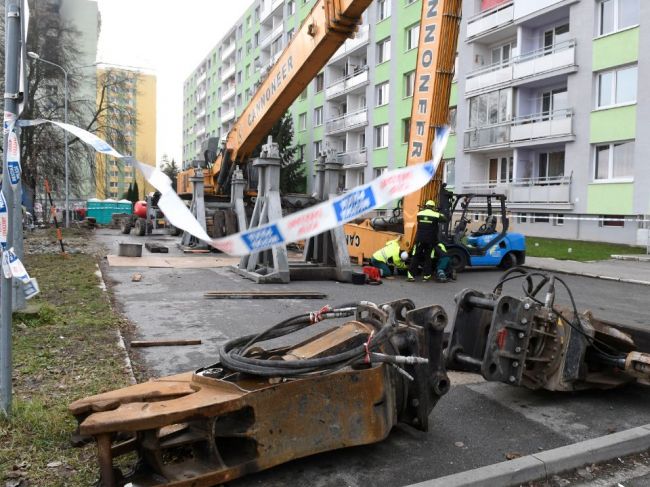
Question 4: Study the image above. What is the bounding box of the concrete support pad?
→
[407,424,650,487]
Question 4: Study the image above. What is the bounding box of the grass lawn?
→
[526,237,646,262]
[0,253,132,486]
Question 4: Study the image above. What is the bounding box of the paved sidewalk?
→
[524,256,650,286]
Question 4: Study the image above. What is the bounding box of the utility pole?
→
[1,0,21,416]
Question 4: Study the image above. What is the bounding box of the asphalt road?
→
[96,230,650,486]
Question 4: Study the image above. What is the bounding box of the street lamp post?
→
[27,52,70,228]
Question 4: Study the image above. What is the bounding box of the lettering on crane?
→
[247,56,295,127]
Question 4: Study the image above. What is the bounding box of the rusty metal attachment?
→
[70,300,449,486]
[446,269,650,391]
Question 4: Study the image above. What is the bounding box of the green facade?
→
[592,27,639,72]
[587,183,634,214]
[590,105,637,144]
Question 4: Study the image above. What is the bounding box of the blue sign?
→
[7,160,20,188]
[241,224,284,252]
[333,187,376,223]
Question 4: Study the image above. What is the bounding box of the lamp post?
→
[27,51,70,228]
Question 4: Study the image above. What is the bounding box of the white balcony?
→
[462,175,572,205]
[197,108,206,119]
[196,125,206,137]
[221,108,235,123]
[465,63,513,94]
[196,71,207,85]
[221,43,236,62]
[514,0,566,20]
[338,149,367,167]
[326,67,369,99]
[467,2,514,39]
[260,22,284,49]
[326,109,368,135]
[464,122,510,151]
[331,25,369,62]
[513,40,576,81]
[260,0,284,23]
[221,86,236,103]
[510,109,573,143]
[196,90,207,102]
[221,64,236,82]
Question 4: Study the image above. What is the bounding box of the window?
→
[444,159,455,187]
[469,89,512,127]
[246,40,252,53]
[448,107,457,132]
[299,87,308,100]
[402,118,411,143]
[237,71,242,83]
[491,41,515,66]
[313,140,323,158]
[315,73,324,92]
[543,24,569,52]
[600,215,625,227]
[373,167,387,179]
[246,15,251,28]
[377,0,391,21]
[538,151,565,180]
[376,38,391,64]
[287,28,295,40]
[534,213,550,223]
[237,25,243,37]
[254,32,259,47]
[314,106,323,126]
[405,0,417,5]
[599,0,639,36]
[298,112,307,130]
[597,65,637,108]
[406,24,420,51]
[554,214,565,226]
[374,124,389,148]
[404,71,415,97]
[375,81,390,106]
[595,141,634,180]
[246,64,251,78]
[288,0,296,15]
[517,214,528,224]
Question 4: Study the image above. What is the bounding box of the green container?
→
[86,198,104,223]
[118,199,133,214]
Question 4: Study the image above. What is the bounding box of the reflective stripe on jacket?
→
[415,208,446,245]
[372,240,407,270]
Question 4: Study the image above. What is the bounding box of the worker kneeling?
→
[407,200,448,282]
[370,239,409,277]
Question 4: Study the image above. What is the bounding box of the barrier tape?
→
[17,119,451,257]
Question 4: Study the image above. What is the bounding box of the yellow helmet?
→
[425,200,436,207]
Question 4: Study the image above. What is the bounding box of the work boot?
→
[407,272,415,282]
[436,270,448,283]
[423,275,432,282]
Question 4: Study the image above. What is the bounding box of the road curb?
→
[522,264,650,287]
[405,425,650,487]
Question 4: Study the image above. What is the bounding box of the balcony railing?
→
[326,109,368,134]
[221,64,236,82]
[466,61,513,93]
[462,174,573,204]
[338,149,367,167]
[260,22,283,49]
[510,109,573,142]
[464,122,510,150]
[221,43,236,62]
[331,25,369,61]
[196,71,207,85]
[513,39,576,81]
[260,0,284,23]
[326,67,369,99]
[221,108,235,123]
[467,1,514,39]
[221,86,236,102]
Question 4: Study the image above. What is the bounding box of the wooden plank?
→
[131,339,202,348]
[204,291,327,299]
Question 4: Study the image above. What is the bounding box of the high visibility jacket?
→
[372,239,407,270]
[414,208,447,245]
[431,242,447,257]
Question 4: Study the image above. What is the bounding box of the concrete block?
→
[406,455,546,487]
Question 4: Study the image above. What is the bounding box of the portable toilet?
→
[117,199,133,215]
[87,198,102,223]
[102,199,116,224]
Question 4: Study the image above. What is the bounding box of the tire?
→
[446,247,468,273]
[135,218,146,236]
[499,252,517,270]
[168,225,182,236]
[120,219,132,235]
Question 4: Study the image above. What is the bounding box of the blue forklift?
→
[439,190,526,272]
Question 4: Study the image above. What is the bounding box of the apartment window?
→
[469,89,512,127]
[448,107,457,132]
[488,156,513,184]
[377,0,391,21]
[402,117,411,143]
[288,0,296,15]
[444,159,456,186]
[406,23,420,51]
[600,215,625,227]
[237,94,242,106]
[237,71,242,83]
[237,48,243,61]
[287,28,295,40]
[237,25,243,37]
[538,151,565,180]
[246,64,251,78]
[376,38,391,64]
[491,41,515,66]
[315,73,324,92]
[373,167,387,179]
[314,140,323,157]
[374,124,389,149]
[517,214,528,224]
[534,213,550,223]
[404,71,415,97]
[553,214,565,226]
[598,0,639,36]
[375,81,390,106]
[299,87,308,100]
[254,6,260,21]
[254,32,259,47]
[597,65,637,108]
[543,24,569,52]
[246,40,252,53]
[298,112,307,131]
[595,141,634,180]
[314,106,323,126]
[247,15,251,28]
[405,0,417,5]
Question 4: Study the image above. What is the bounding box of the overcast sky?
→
[95,0,250,165]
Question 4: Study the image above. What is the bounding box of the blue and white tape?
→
[17,119,450,257]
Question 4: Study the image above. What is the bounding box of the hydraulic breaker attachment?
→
[446,270,650,392]
[70,300,449,486]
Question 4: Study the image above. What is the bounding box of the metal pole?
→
[64,70,69,227]
[1,0,21,416]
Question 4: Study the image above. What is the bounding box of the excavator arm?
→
[178,0,374,197]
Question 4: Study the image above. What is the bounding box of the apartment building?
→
[95,68,157,200]
[182,0,648,245]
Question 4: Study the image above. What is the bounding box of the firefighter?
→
[407,200,448,282]
[370,239,409,278]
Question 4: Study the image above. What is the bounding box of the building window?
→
[403,71,415,97]
[406,23,420,51]
[315,73,324,92]
[444,159,455,187]
[600,215,625,227]
[287,28,295,40]
[534,213,550,223]
[246,64,251,78]
[373,167,387,179]
[594,141,634,180]
[597,65,637,108]
[299,87,308,100]
[405,0,417,5]
[448,107,457,132]
[374,124,389,149]
[288,0,296,15]
[553,214,565,226]
[247,15,251,28]
[491,41,515,66]
[598,0,639,36]
[254,32,259,47]
[538,151,565,180]
[299,112,307,130]
[402,118,411,144]
[517,213,528,224]
[237,71,242,83]
[375,81,390,106]
[313,140,322,158]
[314,106,323,126]
[469,89,512,127]
[246,40,252,54]
[377,0,391,21]
[376,38,391,64]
